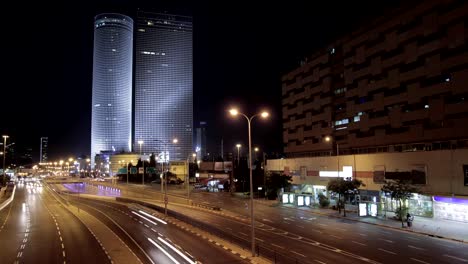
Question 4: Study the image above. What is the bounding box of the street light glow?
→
[138,140,144,145]
[229,108,238,116]
[173,138,178,143]
[236,144,241,148]
[325,136,331,142]
[261,111,269,118]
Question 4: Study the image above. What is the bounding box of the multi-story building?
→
[40,137,48,162]
[282,0,468,156]
[269,0,468,222]
[195,121,207,159]
[134,11,193,161]
[91,14,134,167]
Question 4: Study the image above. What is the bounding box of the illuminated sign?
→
[359,203,367,216]
[289,194,294,203]
[282,194,289,203]
[305,196,311,206]
[319,166,353,178]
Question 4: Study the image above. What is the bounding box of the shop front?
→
[382,193,433,217]
[433,196,468,222]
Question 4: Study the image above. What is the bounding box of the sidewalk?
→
[255,199,468,244]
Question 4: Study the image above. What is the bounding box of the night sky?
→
[2,0,401,163]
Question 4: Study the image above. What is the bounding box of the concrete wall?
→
[266,149,468,196]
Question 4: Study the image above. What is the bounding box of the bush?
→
[318,194,330,208]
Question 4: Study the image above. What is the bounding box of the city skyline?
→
[1,0,401,163]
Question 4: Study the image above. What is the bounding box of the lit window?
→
[424,104,429,109]
[142,51,151,55]
[138,29,145,32]
[108,104,112,106]
[341,118,349,124]
[94,104,101,107]
[147,21,153,26]
[162,64,168,67]
[445,77,451,82]
[161,53,166,55]
[111,49,116,52]
[330,48,335,54]
[354,116,360,122]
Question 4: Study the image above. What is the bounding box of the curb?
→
[274,203,468,245]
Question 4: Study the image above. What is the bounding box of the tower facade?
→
[91,14,134,166]
[134,11,193,161]
[40,137,48,162]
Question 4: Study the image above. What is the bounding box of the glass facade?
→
[134,11,193,161]
[91,14,133,167]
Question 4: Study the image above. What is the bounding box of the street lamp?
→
[325,136,340,176]
[138,140,144,155]
[2,135,8,185]
[229,108,269,257]
[236,144,241,165]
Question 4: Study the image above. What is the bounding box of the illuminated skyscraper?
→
[134,11,193,161]
[40,137,48,162]
[91,14,133,166]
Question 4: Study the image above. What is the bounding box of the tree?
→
[381,179,418,227]
[265,172,292,200]
[327,178,364,217]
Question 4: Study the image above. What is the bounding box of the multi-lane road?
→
[0,180,110,264]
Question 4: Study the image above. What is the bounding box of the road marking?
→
[312,230,323,234]
[297,225,305,228]
[61,243,64,249]
[407,236,421,241]
[378,248,397,255]
[63,251,66,257]
[239,232,248,236]
[352,241,367,246]
[330,235,342,239]
[291,251,306,257]
[263,218,273,223]
[443,254,468,262]
[272,244,284,249]
[336,227,347,231]
[408,245,425,251]
[411,258,430,264]
[255,238,264,242]
[379,231,392,235]
[318,223,328,227]
[359,233,367,237]
[315,260,326,264]
[226,227,232,230]
[379,238,394,243]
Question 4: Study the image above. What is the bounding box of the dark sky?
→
[2,0,401,163]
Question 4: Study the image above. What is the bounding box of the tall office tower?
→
[134,11,193,161]
[91,14,134,167]
[195,121,207,159]
[40,137,48,162]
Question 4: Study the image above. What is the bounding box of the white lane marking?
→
[272,244,284,249]
[359,233,367,237]
[407,236,421,241]
[147,238,180,264]
[62,251,66,257]
[443,254,468,262]
[255,238,264,242]
[379,231,392,235]
[379,238,394,243]
[312,230,323,234]
[318,223,327,227]
[297,225,305,229]
[352,241,367,246]
[315,260,326,264]
[226,227,232,230]
[61,243,64,249]
[239,232,248,236]
[408,245,426,251]
[291,251,306,257]
[263,218,273,223]
[336,227,347,232]
[378,248,397,255]
[411,258,430,264]
[330,235,342,239]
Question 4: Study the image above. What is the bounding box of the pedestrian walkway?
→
[254,199,468,244]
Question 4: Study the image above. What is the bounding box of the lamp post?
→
[236,144,241,166]
[2,135,8,185]
[229,108,269,257]
[154,138,178,216]
[187,153,196,200]
[325,136,340,176]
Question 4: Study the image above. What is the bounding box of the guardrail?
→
[192,202,221,211]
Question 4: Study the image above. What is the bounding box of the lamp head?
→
[260,111,269,118]
[236,144,241,148]
[254,147,259,152]
[229,108,238,116]
[172,138,178,144]
[138,140,144,145]
[325,136,331,142]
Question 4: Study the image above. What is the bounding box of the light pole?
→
[325,136,340,176]
[154,138,178,216]
[236,144,241,166]
[2,135,8,185]
[229,108,269,257]
[187,153,196,200]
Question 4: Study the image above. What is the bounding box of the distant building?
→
[134,11,193,161]
[195,122,207,159]
[40,137,48,162]
[91,13,134,167]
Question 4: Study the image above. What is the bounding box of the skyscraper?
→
[40,137,48,162]
[195,121,207,159]
[91,14,134,167]
[134,11,193,161]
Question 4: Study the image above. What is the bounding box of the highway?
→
[61,184,250,264]
[0,180,110,264]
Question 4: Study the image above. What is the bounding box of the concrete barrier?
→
[0,185,16,211]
